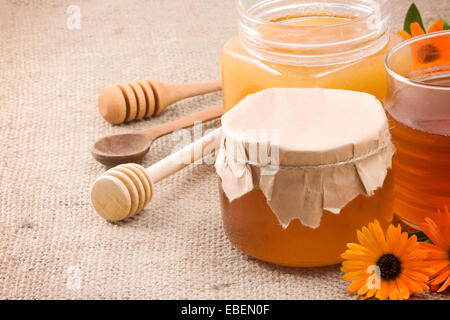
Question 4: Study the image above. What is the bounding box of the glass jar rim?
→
[236,0,391,66]
[385,30,450,91]
[237,0,377,28]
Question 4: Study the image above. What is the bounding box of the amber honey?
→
[386,75,450,227]
[221,13,399,111]
[219,172,394,267]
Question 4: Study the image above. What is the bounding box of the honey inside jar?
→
[219,173,394,267]
[388,115,450,227]
[386,73,450,227]
[215,88,396,267]
[384,30,450,228]
[221,0,399,112]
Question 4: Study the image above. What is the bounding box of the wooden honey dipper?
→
[98,79,222,124]
[90,128,221,221]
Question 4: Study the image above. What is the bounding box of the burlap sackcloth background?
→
[1,0,449,300]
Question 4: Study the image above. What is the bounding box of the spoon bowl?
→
[91,134,152,166]
[91,104,224,166]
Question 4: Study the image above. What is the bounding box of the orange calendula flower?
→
[341,220,434,300]
[420,207,450,293]
[398,21,450,70]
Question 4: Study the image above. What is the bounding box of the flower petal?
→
[421,217,449,249]
[396,277,411,300]
[348,275,370,294]
[397,29,412,40]
[430,266,450,285]
[375,281,389,300]
[428,19,444,33]
[410,22,425,37]
[403,270,430,282]
[400,274,425,294]
[437,276,450,293]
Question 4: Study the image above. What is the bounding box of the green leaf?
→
[403,3,425,35]
[408,231,432,243]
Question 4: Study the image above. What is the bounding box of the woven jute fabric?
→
[1,0,449,300]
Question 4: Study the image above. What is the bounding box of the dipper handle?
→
[151,79,222,115]
[146,128,221,184]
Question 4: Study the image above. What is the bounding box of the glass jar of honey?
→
[384,30,450,228]
[215,88,395,267]
[221,0,399,112]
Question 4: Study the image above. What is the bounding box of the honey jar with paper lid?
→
[215,88,395,267]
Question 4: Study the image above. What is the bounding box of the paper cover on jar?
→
[215,88,395,229]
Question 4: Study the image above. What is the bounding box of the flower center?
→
[376,254,402,280]
[417,44,440,63]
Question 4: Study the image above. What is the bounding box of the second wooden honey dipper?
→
[98,79,222,124]
[90,128,221,221]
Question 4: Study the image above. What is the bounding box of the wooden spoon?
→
[91,128,221,221]
[91,104,223,166]
[98,79,221,124]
